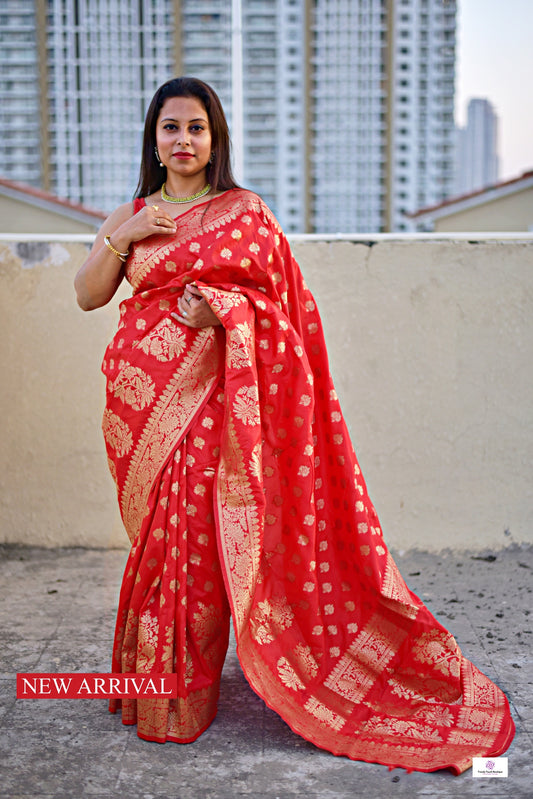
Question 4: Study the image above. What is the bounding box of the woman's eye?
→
[190,125,204,132]
[163,124,177,131]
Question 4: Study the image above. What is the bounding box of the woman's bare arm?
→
[74,202,176,311]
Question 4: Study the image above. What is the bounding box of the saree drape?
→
[102,189,514,773]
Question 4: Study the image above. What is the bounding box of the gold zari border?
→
[121,327,220,541]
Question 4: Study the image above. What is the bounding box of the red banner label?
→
[16,673,178,699]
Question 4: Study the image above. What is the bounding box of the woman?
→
[75,77,514,773]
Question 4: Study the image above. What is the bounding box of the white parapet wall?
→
[1,234,532,551]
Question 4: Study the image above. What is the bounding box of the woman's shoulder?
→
[223,188,281,229]
[95,200,135,237]
[104,200,136,225]
[132,196,146,213]
[226,187,266,209]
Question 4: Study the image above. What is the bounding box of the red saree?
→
[102,189,514,773]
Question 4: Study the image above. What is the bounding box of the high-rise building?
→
[0,0,42,187]
[310,0,386,232]
[454,98,499,197]
[180,0,457,233]
[45,0,177,212]
[0,0,177,209]
[179,0,310,231]
[388,0,456,231]
[0,0,457,232]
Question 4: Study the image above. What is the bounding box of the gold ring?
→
[155,218,160,225]
[153,205,159,211]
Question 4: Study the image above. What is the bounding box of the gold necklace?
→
[161,182,211,204]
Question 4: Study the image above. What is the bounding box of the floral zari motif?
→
[103,190,514,772]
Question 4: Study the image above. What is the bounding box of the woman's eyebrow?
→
[160,116,207,123]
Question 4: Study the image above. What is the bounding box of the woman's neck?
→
[162,176,210,201]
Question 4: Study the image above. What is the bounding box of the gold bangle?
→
[104,235,129,262]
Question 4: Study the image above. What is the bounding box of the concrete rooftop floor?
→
[0,543,531,799]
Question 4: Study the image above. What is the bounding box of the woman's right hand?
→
[74,202,177,311]
[112,203,177,250]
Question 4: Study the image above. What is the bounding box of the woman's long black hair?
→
[135,77,239,198]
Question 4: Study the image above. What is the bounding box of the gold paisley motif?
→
[232,385,260,426]
[191,602,226,666]
[102,408,133,457]
[138,318,187,362]
[277,657,305,691]
[113,364,155,410]
[412,630,461,679]
[227,321,254,369]
[304,697,345,732]
[250,596,295,645]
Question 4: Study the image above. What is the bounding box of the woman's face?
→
[155,95,212,182]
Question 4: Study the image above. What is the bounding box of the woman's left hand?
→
[171,284,221,328]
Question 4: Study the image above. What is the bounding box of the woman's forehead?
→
[158,95,208,122]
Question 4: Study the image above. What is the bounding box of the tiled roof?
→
[0,177,107,221]
[410,170,533,219]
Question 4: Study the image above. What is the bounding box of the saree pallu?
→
[102,189,514,772]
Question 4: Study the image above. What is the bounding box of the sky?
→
[455,0,533,181]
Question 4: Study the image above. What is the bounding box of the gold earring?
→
[154,146,163,167]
